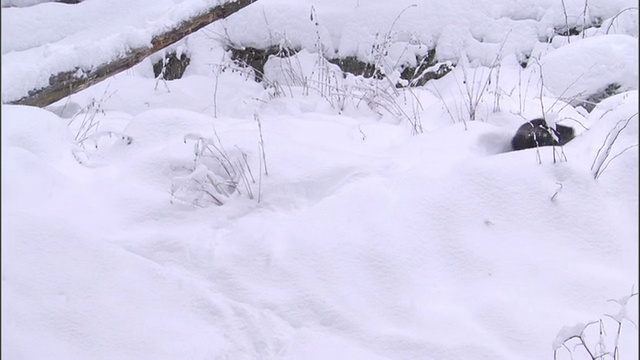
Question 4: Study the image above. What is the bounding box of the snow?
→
[540,34,638,99]
[2,0,639,359]
[1,0,233,103]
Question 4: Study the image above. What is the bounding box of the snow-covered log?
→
[6,0,257,107]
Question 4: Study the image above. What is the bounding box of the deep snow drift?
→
[2,0,638,359]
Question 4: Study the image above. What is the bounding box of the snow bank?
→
[541,34,639,99]
[3,95,637,359]
[2,1,638,360]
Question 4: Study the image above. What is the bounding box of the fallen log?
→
[7,0,257,107]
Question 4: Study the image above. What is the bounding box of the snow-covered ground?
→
[2,0,638,359]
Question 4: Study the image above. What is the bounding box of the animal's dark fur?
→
[511,118,575,151]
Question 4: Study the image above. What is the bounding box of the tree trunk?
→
[8,0,257,107]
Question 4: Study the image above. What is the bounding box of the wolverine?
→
[511,118,575,151]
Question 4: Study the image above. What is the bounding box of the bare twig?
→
[560,0,572,43]
[606,7,639,34]
[254,112,269,176]
[591,112,638,179]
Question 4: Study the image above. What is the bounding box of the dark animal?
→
[511,118,575,151]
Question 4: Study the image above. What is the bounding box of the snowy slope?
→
[2,0,639,359]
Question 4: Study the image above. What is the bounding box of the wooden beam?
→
[8,0,257,107]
